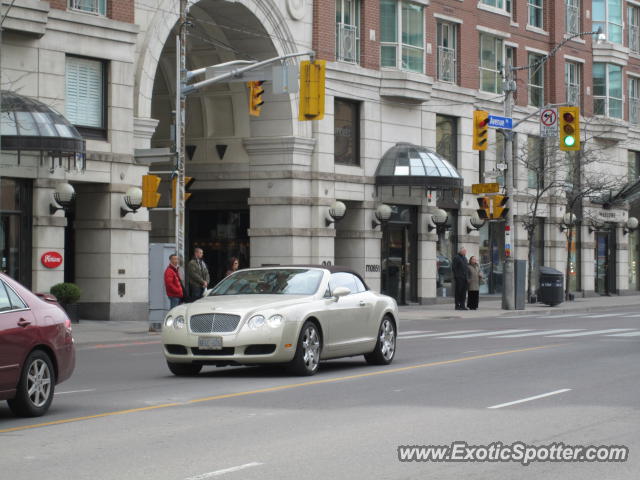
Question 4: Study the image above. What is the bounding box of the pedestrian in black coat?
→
[452,247,469,310]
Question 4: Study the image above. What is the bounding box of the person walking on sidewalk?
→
[164,254,184,309]
[187,247,210,300]
[467,255,483,310]
[452,247,469,310]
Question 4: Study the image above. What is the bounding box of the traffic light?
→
[477,197,491,219]
[559,106,580,151]
[248,81,265,116]
[472,110,489,151]
[141,174,161,208]
[492,195,509,219]
[171,176,195,209]
[299,60,326,121]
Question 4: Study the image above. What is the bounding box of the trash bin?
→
[538,266,564,306]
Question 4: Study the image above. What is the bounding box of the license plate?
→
[198,336,223,350]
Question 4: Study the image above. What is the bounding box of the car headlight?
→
[247,315,266,330]
[267,314,283,328]
[174,315,185,329]
[164,316,174,328]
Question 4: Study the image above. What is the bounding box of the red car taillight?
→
[64,317,72,331]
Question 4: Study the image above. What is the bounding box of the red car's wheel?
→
[8,350,55,417]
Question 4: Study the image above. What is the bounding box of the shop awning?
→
[375,143,463,189]
[0,90,85,171]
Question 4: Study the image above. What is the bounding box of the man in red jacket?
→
[164,254,184,309]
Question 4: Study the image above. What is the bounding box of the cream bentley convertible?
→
[161,266,398,376]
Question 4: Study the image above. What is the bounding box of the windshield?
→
[210,269,324,296]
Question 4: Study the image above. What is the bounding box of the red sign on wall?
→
[41,252,63,269]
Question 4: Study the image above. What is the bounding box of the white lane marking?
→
[55,389,96,396]
[398,330,433,336]
[543,314,582,319]
[549,328,636,337]
[439,329,532,339]
[185,463,263,480]
[621,314,640,318]
[605,331,640,337]
[399,330,483,339]
[583,313,628,318]
[488,389,572,409]
[502,315,542,319]
[493,329,584,338]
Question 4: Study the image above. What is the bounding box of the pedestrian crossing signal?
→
[477,196,491,219]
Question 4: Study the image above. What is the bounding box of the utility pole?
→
[175,0,188,264]
[500,28,603,309]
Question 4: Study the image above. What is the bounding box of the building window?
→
[480,0,511,13]
[65,56,107,138]
[69,0,106,15]
[565,61,581,108]
[334,98,360,166]
[566,0,580,34]
[436,115,457,168]
[629,5,640,55]
[593,63,623,119]
[528,53,545,108]
[527,136,544,189]
[380,0,424,73]
[593,0,623,44]
[629,77,640,125]
[628,150,640,180]
[436,22,457,83]
[336,0,360,64]
[528,0,543,28]
[479,34,503,94]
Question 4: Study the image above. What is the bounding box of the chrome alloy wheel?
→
[302,325,321,371]
[27,358,52,408]
[379,318,396,361]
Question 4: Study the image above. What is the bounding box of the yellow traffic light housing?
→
[492,195,509,219]
[299,60,326,121]
[247,81,265,117]
[141,174,161,208]
[171,176,195,209]
[472,110,489,151]
[559,106,580,151]
[477,197,491,219]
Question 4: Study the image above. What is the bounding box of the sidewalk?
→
[70,294,640,346]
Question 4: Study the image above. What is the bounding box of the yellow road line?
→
[0,344,558,434]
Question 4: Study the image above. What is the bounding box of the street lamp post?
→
[500,29,603,310]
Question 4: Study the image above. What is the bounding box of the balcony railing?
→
[336,23,359,64]
[630,97,640,125]
[69,0,106,15]
[566,84,580,107]
[630,24,640,54]
[565,3,579,35]
[437,46,456,83]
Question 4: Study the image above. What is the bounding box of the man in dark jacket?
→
[187,247,210,300]
[451,247,469,310]
[164,254,184,309]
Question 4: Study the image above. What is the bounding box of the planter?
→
[61,303,79,323]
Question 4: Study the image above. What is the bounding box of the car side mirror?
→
[332,286,351,300]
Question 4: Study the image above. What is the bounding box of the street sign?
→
[488,115,513,129]
[472,182,500,194]
[540,108,558,137]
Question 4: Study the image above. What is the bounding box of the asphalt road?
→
[1,309,639,480]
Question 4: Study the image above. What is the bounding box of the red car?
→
[0,273,75,417]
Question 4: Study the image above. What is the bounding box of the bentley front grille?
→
[189,313,241,333]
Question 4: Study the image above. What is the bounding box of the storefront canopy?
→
[0,90,85,170]
[375,143,463,190]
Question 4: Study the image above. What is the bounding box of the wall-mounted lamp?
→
[427,208,448,232]
[325,200,347,226]
[49,182,76,215]
[371,203,392,229]
[623,216,639,235]
[559,212,577,232]
[466,212,486,234]
[121,186,143,217]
